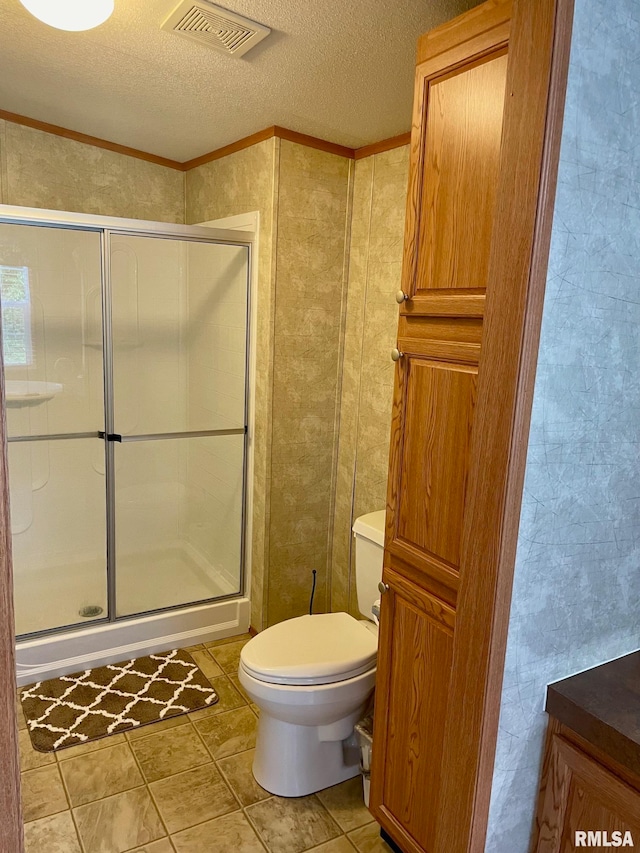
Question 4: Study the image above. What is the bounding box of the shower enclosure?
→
[0,207,252,681]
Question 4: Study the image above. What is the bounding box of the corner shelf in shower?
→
[5,380,63,408]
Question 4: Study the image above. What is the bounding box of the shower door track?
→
[7,429,246,443]
[100,428,246,442]
[7,432,101,443]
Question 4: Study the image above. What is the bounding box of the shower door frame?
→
[0,205,254,639]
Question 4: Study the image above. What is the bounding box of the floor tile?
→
[21,765,68,822]
[184,644,205,652]
[19,643,381,853]
[308,839,357,853]
[149,762,239,833]
[128,840,175,852]
[347,823,393,852]
[205,633,252,649]
[24,810,82,853]
[126,714,190,741]
[60,741,143,807]
[189,648,223,679]
[246,795,342,853]
[189,675,246,721]
[130,723,211,782]
[19,728,56,771]
[229,673,252,703]
[206,639,249,674]
[316,777,372,832]
[195,706,257,759]
[217,749,269,806]
[56,732,127,760]
[172,810,265,853]
[74,786,166,853]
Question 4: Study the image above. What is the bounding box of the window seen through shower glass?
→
[0,265,32,366]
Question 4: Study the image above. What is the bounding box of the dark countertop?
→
[546,650,640,777]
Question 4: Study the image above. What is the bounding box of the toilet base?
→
[252,709,364,797]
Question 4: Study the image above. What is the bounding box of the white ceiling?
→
[0,0,480,162]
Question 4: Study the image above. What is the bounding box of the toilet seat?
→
[240,612,377,686]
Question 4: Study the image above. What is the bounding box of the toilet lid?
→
[239,612,378,686]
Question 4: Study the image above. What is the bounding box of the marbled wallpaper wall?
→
[266,140,352,625]
[0,120,184,222]
[486,2,640,849]
[330,146,409,617]
[186,138,278,631]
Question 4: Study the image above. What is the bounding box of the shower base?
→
[14,544,237,637]
[15,544,249,686]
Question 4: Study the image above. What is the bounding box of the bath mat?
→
[21,648,218,752]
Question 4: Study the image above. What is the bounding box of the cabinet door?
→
[370,0,574,851]
[371,5,511,850]
[535,735,640,853]
[372,570,455,853]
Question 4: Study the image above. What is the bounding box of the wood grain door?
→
[369,1,574,852]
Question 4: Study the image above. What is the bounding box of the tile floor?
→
[18,634,393,853]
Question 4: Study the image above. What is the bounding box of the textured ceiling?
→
[0,0,480,162]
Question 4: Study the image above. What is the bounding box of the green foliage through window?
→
[0,266,32,366]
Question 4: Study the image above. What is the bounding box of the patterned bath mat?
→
[21,648,218,752]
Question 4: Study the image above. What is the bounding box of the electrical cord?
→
[309,569,317,615]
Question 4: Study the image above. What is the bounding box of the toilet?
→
[238,509,386,797]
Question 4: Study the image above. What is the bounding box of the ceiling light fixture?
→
[18,0,114,32]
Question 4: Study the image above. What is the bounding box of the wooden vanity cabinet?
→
[533,720,640,852]
[369,1,574,852]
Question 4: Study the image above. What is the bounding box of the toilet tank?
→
[352,510,386,619]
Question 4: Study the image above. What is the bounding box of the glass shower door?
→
[0,223,107,636]
[108,234,249,617]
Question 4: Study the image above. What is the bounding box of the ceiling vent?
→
[162,1,270,58]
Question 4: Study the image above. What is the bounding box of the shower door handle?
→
[98,432,122,442]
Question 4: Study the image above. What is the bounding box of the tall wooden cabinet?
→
[369,2,574,852]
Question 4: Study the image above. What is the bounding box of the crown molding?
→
[0,109,183,170]
[0,109,410,171]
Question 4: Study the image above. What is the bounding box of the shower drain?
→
[79,605,104,618]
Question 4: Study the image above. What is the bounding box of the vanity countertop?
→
[546,650,640,776]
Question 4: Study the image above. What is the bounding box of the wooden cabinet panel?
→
[534,734,640,853]
[562,786,637,853]
[397,357,477,570]
[417,51,509,293]
[372,569,455,853]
